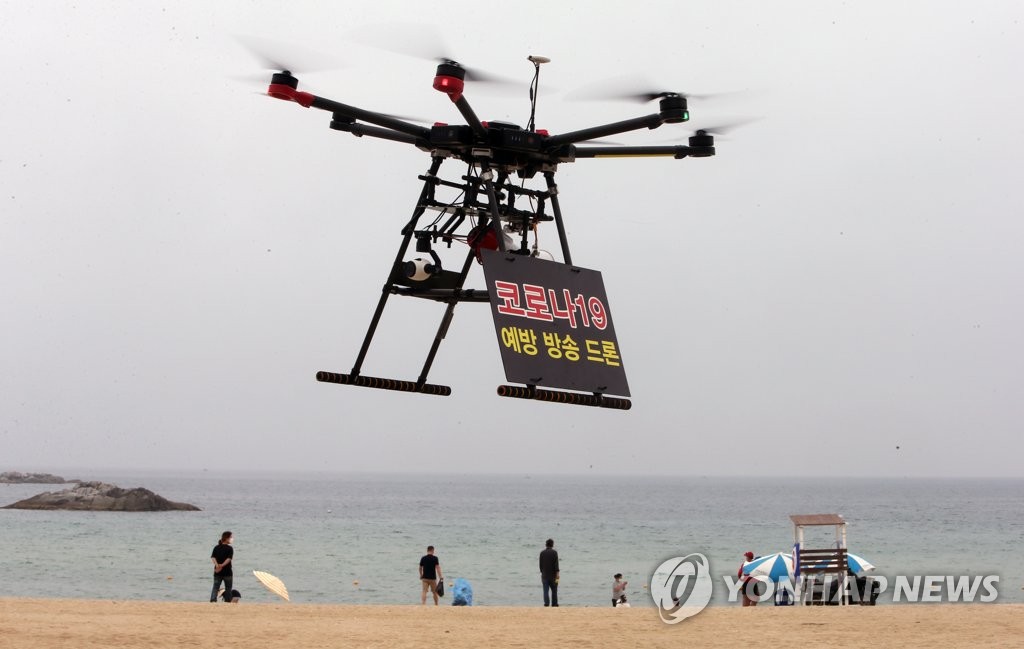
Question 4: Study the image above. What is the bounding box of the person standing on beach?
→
[738,551,757,607]
[539,538,560,607]
[210,531,234,603]
[419,545,443,605]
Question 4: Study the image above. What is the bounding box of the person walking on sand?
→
[738,551,757,607]
[539,538,560,607]
[612,573,628,607]
[210,531,234,603]
[419,545,443,605]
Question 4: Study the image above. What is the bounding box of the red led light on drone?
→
[433,75,465,101]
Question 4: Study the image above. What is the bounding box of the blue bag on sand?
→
[451,578,473,606]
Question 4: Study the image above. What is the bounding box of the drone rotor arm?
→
[310,96,431,140]
[572,144,714,160]
[452,95,489,139]
[330,121,429,148]
[543,114,665,148]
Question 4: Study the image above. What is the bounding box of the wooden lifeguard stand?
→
[791,513,848,605]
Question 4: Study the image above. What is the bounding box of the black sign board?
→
[481,250,630,397]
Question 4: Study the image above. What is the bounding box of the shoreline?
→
[2,598,1022,649]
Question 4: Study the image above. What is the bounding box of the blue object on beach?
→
[451,578,473,606]
[742,552,795,583]
[812,551,875,574]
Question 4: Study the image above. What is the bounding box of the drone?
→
[262,54,720,409]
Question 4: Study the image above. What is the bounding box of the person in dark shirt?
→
[210,531,234,603]
[539,538,560,607]
[419,545,443,605]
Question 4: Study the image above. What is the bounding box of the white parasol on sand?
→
[252,570,290,601]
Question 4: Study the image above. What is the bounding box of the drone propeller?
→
[696,116,761,134]
[617,90,715,103]
[437,58,518,86]
[234,34,342,80]
[656,117,762,143]
[565,74,724,103]
[345,23,521,89]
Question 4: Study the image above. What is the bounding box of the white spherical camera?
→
[403,257,437,282]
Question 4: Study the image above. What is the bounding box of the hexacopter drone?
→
[263,54,721,409]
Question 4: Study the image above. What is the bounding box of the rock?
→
[1,481,200,511]
[0,471,72,484]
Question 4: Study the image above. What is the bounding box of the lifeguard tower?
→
[791,513,849,605]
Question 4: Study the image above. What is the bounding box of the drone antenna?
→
[526,55,550,132]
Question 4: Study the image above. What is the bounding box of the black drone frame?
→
[265,60,715,408]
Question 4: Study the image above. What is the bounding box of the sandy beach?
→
[2,599,1022,649]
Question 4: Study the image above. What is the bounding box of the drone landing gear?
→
[316,371,451,396]
[496,385,632,410]
[316,156,481,398]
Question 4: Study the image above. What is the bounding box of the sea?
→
[1,472,1022,607]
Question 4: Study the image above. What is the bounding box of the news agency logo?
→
[651,552,1002,624]
[722,573,1000,605]
[650,553,714,624]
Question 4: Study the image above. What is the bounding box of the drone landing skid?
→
[316,371,630,409]
[316,371,451,396]
[497,385,632,410]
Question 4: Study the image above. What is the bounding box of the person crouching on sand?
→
[612,573,628,607]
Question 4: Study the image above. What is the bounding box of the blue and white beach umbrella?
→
[809,551,875,574]
[742,553,795,583]
[845,553,875,574]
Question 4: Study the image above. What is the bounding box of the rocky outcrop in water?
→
[1,481,200,511]
[0,471,73,484]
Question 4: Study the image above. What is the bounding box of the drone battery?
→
[495,129,542,151]
[430,124,474,145]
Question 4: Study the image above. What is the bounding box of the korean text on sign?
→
[493,281,609,330]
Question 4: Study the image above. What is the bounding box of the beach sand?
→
[1,599,1022,648]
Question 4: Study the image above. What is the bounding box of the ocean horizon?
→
[2,471,1021,607]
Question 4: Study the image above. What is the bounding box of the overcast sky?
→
[2,1,1021,478]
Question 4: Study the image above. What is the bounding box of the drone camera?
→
[403,257,438,282]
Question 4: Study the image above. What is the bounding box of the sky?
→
[2,1,1022,478]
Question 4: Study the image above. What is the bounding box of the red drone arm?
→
[267,83,315,108]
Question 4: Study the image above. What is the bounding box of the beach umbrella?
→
[846,553,875,574]
[742,553,794,583]
[252,570,290,601]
